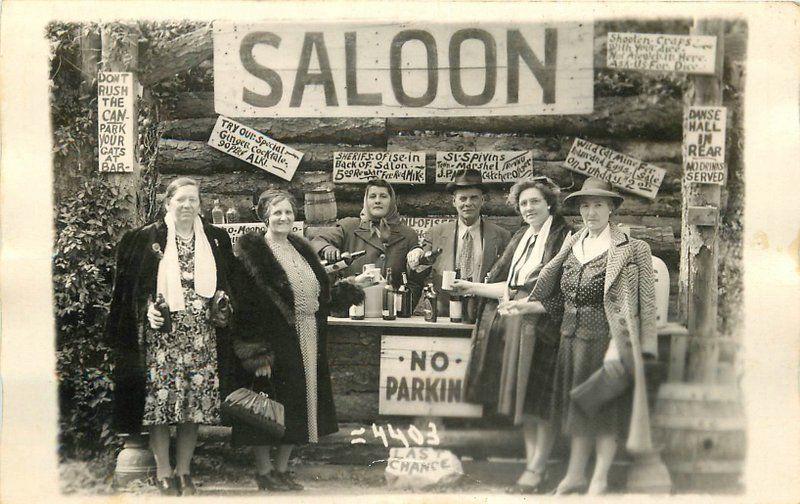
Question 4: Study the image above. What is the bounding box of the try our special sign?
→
[219,222,304,248]
[435,151,533,183]
[97,72,136,172]
[333,152,426,184]
[213,21,593,117]
[683,106,727,185]
[606,32,717,74]
[379,336,482,417]
[564,138,666,199]
[207,116,303,181]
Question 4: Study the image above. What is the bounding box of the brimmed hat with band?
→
[446,168,488,193]
[563,177,624,208]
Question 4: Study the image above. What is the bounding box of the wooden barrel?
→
[304,189,338,224]
[651,383,745,493]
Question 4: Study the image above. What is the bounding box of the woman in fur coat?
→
[228,189,370,492]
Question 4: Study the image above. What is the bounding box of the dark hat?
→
[563,177,624,208]
[446,168,487,193]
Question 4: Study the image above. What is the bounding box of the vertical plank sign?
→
[207,116,303,181]
[97,72,136,172]
[212,21,594,117]
[380,336,482,417]
[683,106,727,184]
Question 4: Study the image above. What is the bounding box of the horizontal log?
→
[334,392,379,422]
[388,133,682,163]
[387,96,682,140]
[140,26,212,87]
[170,91,214,119]
[159,171,335,196]
[331,366,380,394]
[156,139,384,174]
[162,117,388,146]
[156,139,683,193]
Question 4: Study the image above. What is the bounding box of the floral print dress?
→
[142,234,221,426]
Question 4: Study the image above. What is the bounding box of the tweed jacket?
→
[411,218,511,315]
[530,223,658,451]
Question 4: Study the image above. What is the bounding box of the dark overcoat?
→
[463,215,572,408]
[229,232,362,444]
[105,219,235,435]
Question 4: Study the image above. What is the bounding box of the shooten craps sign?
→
[380,336,482,417]
[213,21,593,117]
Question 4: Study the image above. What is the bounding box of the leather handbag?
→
[221,387,285,439]
[569,365,631,418]
[210,290,232,328]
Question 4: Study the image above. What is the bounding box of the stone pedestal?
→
[114,433,156,487]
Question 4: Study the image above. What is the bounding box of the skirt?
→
[551,335,630,437]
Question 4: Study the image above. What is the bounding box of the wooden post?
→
[100,23,143,227]
[679,19,725,383]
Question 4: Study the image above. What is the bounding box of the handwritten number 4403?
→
[349,422,440,447]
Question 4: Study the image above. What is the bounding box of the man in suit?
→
[407,169,512,316]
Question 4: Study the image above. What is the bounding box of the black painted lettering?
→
[411,350,426,371]
[345,32,382,105]
[390,30,438,107]
[507,28,557,104]
[240,32,283,107]
[290,32,338,107]
[431,351,449,372]
[449,29,497,106]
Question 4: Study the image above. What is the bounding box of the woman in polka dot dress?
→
[499,178,659,496]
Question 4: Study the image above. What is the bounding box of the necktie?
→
[459,231,475,281]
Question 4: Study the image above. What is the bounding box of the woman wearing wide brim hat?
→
[498,177,659,495]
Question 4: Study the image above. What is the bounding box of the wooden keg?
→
[651,382,745,493]
[304,188,338,225]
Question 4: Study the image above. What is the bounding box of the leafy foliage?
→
[53,177,130,457]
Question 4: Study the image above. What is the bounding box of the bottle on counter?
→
[323,250,367,274]
[154,293,172,333]
[225,206,238,224]
[423,282,438,323]
[349,298,365,320]
[449,268,463,323]
[382,267,397,321]
[211,199,225,224]
[397,272,413,318]
[417,247,444,267]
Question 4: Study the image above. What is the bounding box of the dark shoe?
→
[156,476,180,496]
[255,471,292,492]
[275,471,304,491]
[177,474,196,496]
[505,469,546,494]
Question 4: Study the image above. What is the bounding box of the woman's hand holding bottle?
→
[147,301,165,329]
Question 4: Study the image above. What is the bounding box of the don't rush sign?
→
[380,336,482,417]
[213,21,593,117]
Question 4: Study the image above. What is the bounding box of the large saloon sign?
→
[213,21,593,117]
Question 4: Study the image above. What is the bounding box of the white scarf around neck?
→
[156,213,217,311]
[507,215,553,287]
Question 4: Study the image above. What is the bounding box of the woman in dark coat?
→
[228,189,368,492]
[454,176,572,493]
[106,177,235,496]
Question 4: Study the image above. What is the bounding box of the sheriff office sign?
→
[379,336,482,417]
[213,21,593,117]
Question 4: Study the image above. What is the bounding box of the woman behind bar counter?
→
[311,179,419,286]
[227,189,371,492]
[453,176,572,494]
[499,177,658,495]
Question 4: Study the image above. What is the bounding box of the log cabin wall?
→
[148,20,733,423]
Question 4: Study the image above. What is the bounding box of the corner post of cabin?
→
[679,19,725,383]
